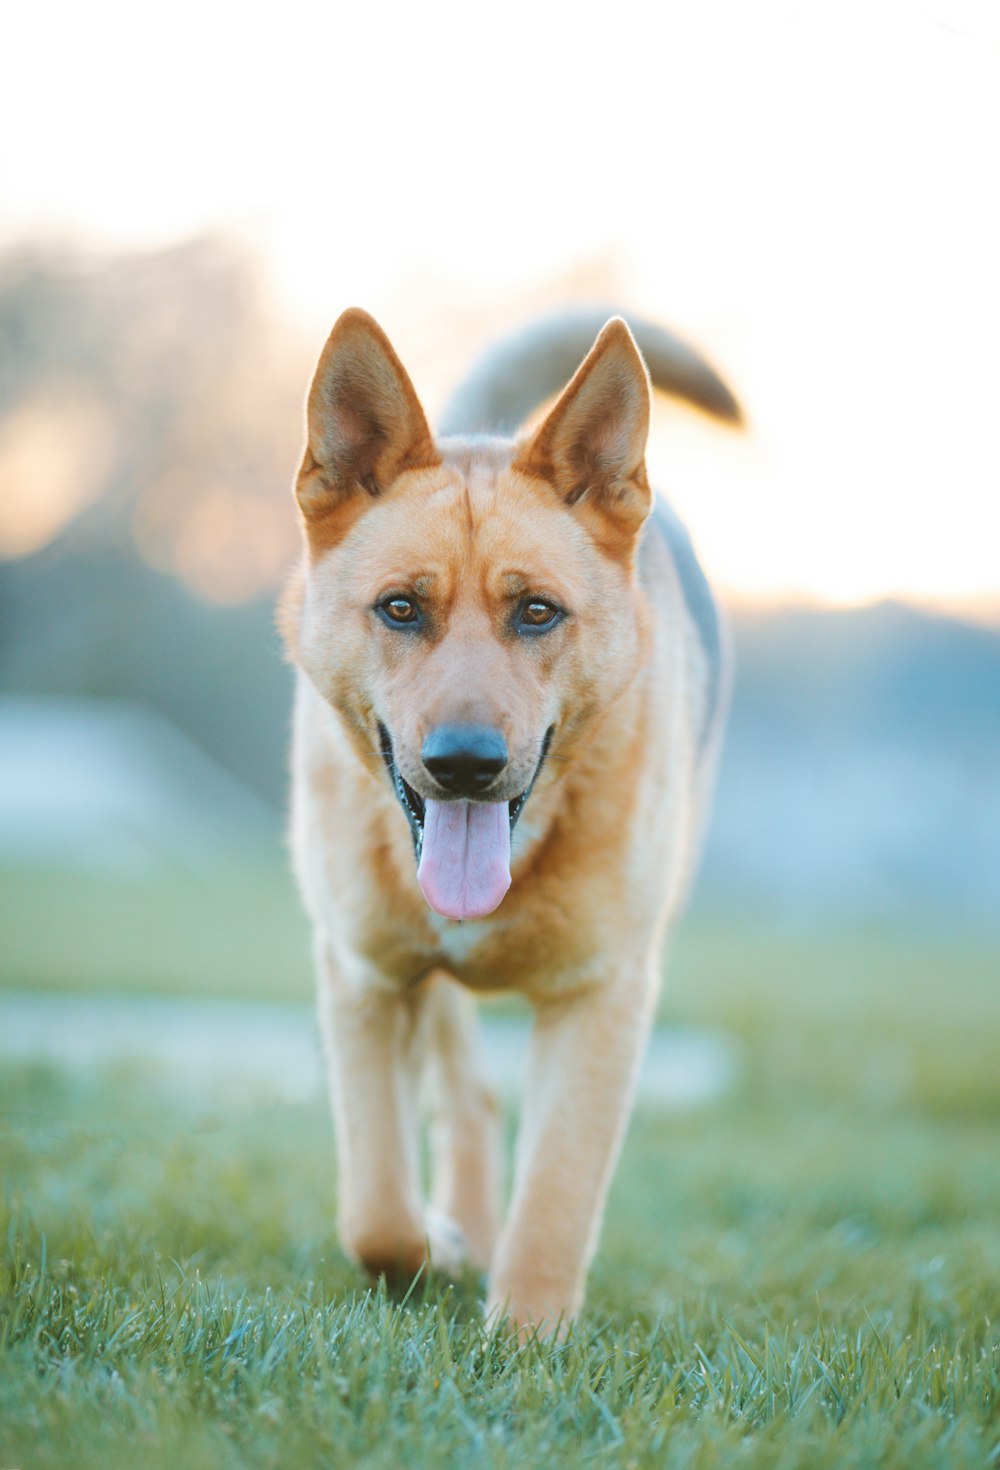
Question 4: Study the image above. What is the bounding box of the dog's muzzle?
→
[377,722,553,861]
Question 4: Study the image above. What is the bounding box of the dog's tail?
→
[437,306,742,436]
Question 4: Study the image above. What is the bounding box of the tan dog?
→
[281,307,739,1333]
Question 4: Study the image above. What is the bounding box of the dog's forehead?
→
[337,452,608,599]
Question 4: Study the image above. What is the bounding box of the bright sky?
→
[3,0,999,611]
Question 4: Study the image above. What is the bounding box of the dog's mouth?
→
[377,723,553,922]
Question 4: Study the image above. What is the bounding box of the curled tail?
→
[438,305,742,436]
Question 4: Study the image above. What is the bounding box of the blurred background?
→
[1,0,998,1104]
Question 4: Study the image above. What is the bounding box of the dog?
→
[280,306,740,1333]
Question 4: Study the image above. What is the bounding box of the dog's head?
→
[284,309,654,921]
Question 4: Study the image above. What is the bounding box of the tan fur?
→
[283,309,724,1332]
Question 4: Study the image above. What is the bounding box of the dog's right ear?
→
[295,309,440,530]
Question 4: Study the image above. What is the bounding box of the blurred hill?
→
[1,237,998,929]
[1,540,291,807]
[0,694,275,870]
[704,602,1000,926]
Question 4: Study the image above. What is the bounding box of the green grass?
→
[2,1061,997,1468]
[2,863,999,1465]
[0,858,312,1001]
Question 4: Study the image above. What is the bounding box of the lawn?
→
[1,862,999,1466]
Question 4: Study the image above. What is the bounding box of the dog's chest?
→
[426,912,493,967]
[415,895,597,999]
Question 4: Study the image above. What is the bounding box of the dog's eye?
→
[377,596,420,627]
[518,600,562,632]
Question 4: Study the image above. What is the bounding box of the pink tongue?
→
[417,800,511,920]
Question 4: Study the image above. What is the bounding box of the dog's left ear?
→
[296,308,440,527]
[515,318,652,547]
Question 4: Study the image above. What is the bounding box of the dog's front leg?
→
[486,961,657,1334]
[316,943,431,1283]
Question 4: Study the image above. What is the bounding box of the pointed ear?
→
[296,309,440,522]
[514,318,652,543]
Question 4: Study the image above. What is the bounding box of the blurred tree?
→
[0,236,310,802]
[0,235,306,592]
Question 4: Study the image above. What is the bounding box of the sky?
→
[3,0,999,612]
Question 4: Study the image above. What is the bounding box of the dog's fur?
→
[281,307,739,1332]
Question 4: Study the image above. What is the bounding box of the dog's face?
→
[286,310,654,920]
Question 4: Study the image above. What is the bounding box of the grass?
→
[0,858,311,1001]
[2,1064,997,1468]
[2,861,999,1465]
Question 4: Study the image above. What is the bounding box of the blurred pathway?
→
[0,991,737,1111]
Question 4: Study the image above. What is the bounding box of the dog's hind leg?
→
[422,972,502,1272]
[316,940,434,1284]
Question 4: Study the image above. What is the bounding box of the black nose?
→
[422,725,509,794]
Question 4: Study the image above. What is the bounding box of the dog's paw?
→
[485,1272,579,1341]
[424,1209,469,1278]
[343,1227,427,1286]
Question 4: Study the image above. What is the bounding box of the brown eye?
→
[518,599,563,632]
[377,596,421,628]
